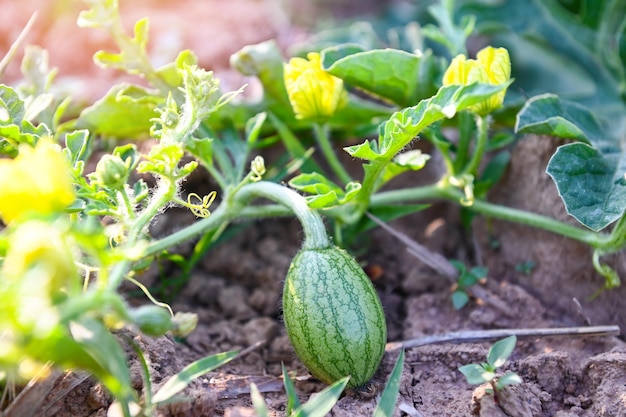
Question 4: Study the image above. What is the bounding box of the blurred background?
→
[0,0,392,103]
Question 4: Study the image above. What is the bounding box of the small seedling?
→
[458,335,522,395]
[450,260,488,310]
[515,261,536,275]
[252,350,406,417]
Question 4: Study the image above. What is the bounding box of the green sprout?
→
[251,350,406,417]
[450,260,488,310]
[458,336,522,395]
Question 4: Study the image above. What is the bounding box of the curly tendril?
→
[186,191,217,218]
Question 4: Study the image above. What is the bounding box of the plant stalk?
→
[371,184,610,248]
[146,181,330,256]
[313,123,352,185]
[107,179,178,290]
[234,181,330,250]
[463,114,489,176]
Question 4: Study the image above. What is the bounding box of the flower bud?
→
[250,155,265,181]
[171,312,198,338]
[94,154,129,190]
[442,46,511,115]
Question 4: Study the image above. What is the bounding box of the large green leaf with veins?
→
[321,45,445,107]
[75,84,163,139]
[339,82,509,219]
[516,94,626,231]
[0,85,49,155]
[458,0,626,137]
[346,82,510,163]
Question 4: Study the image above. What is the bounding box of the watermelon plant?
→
[1,0,626,416]
[458,336,522,395]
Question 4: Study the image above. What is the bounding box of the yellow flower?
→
[284,52,348,121]
[2,220,77,290]
[442,46,511,115]
[0,138,75,224]
[0,220,78,381]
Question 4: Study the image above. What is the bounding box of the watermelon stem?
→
[235,181,331,250]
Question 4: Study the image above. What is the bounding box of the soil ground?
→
[19,135,626,417]
[25,172,626,416]
[2,1,626,416]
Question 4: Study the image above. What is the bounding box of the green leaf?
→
[0,84,49,153]
[469,266,488,280]
[548,142,626,231]
[155,49,198,88]
[65,130,91,166]
[23,94,53,122]
[458,364,494,385]
[487,336,517,369]
[459,0,626,127]
[152,351,238,404]
[0,84,25,123]
[113,143,140,170]
[328,93,394,130]
[77,0,118,29]
[93,18,150,74]
[250,383,270,417]
[137,142,185,177]
[346,82,509,163]
[344,139,381,161]
[68,318,135,404]
[21,45,55,95]
[516,94,626,231]
[451,290,469,310]
[320,44,365,63]
[423,2,475,56]
[322,45,445,107]
[382,149,431,183]
[299,20,383,52]
[76,84,163,139]
[212,126,249,184]
[245,112,267,145]
[373,349,405,417]
[486,131,516,151]
[282,364,301,415]
[293,376,349,417]
[496,372,523,390]
[133,179,149,203]
[289,172,361,209]
[449,259,466,274]
[186,136,214,168]
[516,94,604,144]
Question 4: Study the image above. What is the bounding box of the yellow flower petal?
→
[441,46,511,115]
[2,220,77,292]
[0,138,75,224]
[284,52,347,121]
[476,46,511,85]
[443,54,470,86]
